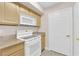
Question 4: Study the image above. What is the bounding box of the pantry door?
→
[48,7,73,56]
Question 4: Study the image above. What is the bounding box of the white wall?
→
[0,25,17,36]
[39,12,49,49]
[73,3,79,56]
[0,25,38,35]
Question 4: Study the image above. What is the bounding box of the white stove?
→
[17,30,41,56]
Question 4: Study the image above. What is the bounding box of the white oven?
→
[17,31,41,56]
[24,36,41,56]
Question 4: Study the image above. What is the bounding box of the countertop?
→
[32,32,45,34]
[0,35,24,50]
[0,32,45,50]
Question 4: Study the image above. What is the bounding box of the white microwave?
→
[20,13,36,26]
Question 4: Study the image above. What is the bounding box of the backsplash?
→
[17,26,38,32]
[0,25,18,36]
[0,25,38,36]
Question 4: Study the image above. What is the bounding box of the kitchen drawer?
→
[2,43,24,56]
[9,49,24,56]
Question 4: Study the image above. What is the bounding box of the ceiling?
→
[20,2,60,15]
[38,2,59,9]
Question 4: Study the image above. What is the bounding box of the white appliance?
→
[17,31,41,56]
[20,13,36,26]
[24,36,41,56]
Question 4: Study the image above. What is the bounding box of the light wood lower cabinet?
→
[40,32,45,51]
[9,49,24,56]
[0,43,24,56]
[0,50,1,56]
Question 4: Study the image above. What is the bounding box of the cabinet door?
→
[2,43,24,56]
[0,3,4,24]
[4,3,19,25]
[20,7,29,15]
[10,49,24,56]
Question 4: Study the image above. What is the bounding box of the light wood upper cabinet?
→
[0,2,41,26]
[36,15,41,27]
[4,3,19,25]
[0,3,4,24]
[20,7,29,15]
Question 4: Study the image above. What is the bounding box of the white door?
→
[48,7,73,55]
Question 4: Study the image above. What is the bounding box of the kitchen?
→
[0,2,79,56]
[0,2,45,56]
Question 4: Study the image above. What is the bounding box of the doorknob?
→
[66,35,70,37]
[77,38,79,40]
